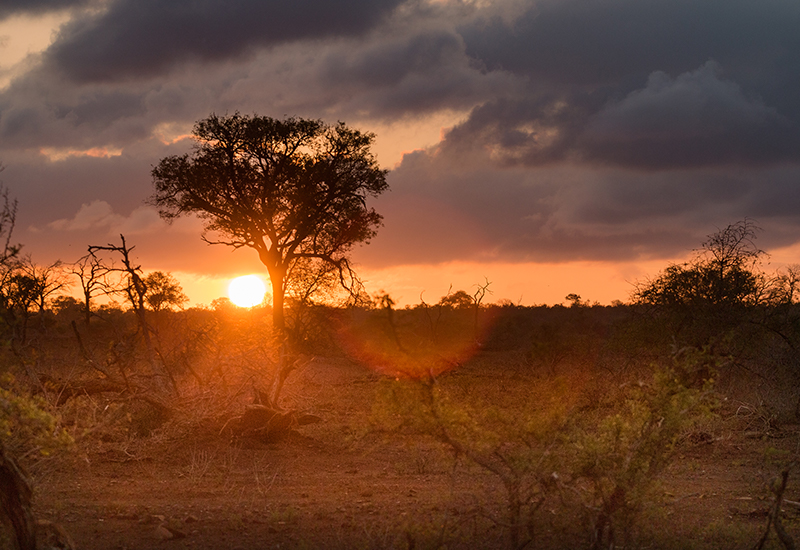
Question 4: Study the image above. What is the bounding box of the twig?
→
[753,464,797,550]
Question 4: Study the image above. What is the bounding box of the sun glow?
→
[228,275,267,308]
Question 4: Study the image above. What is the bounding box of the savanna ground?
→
[8,301,800,550]
[31,359,800,550]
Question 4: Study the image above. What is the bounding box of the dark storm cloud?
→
[448,0,800,169]
[579,62,794,168]
[433,61,799,170]
[2,140,170,226]
[434,92,601,166]
[44,0,406,82]
[0,76,151,150]
[362,150,800,267]
[460,0,800,91]
[323,30,466,89]
[318,28,516,117]
[0,0,89,20]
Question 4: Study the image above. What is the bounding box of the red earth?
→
[27,356,800,550]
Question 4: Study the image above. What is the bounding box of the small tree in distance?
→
[89,235,175,396]
[630,219,791,352]
[144,271,188,312]
[437,290,473,309]
[71,253,115,326]
[150,113,388,343]
[634,219,765,309]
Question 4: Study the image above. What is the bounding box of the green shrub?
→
[0,373,73,459]
[374,372,579,549]
[572,358,717,549]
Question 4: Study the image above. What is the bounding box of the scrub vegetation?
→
[1,177,799,550]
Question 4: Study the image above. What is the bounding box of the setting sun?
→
[228,275,267,307]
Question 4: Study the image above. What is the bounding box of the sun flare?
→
[228,275,267,308]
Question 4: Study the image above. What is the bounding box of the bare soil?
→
[29,357,800,550]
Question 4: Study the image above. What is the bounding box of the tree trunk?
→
[0,445,36,550]
[267,265,287,340]
[272,283,285,337]
[133,303,175,396]
[83,288,91,326]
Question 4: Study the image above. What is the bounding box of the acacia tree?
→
[17,256,71,317]
[0,180,19,266]
[150,113,388,341]
[143,271,188,312]
[634,219,765,308]
[632,220,774,351]
[0,181,21,333]
[0,272,37,342]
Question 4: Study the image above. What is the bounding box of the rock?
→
[154,522,187,540]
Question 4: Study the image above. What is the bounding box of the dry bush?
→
[373,356,591,549]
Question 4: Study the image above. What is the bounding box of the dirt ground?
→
[29,357,800,550]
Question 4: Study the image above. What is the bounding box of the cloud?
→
[8,0,796,169]
[433,62,797,169]
[357,145,800,267]
[47,200,164,234]
[459,0,800,95]
[433,93,597,166]
[0,0,90,20]
[0,26,509,155]
[438,0,800,169]
[578,61,794,168]
[114,206,163,235]
[0,71,153,151]
[47,199,116,231]
[318,28,519,118]
[43,0,406,83]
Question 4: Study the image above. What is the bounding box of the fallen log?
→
[220,405,322,442]
[45,378,127,405]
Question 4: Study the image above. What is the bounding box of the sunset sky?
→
[1,0,800,307]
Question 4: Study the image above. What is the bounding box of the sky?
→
[1,0,800,307]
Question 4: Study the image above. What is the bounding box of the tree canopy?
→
[144,271,188,312]
[150,113,388,337]
[633,219,764,309]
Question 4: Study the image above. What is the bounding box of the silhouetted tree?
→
[765,264,800,306]
[150,113,388,342]
[0,179,19,266]
[144,271,188,312]
[71,253,114,325]
[632,220,777,351]
[634,220,765,309]
[89,235,175,396]
[565,293,583,308]
[17,256,71,316]
[0,179,22,337]
[51,295,82,319]
[0,257,71,341]
[438,290,473,309]
[0,272,37,342]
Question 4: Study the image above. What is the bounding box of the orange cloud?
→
[39,147,123,161]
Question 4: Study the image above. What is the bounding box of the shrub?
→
[375,371,581,549]
[572,354,717,549]
[0,373,73,459]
